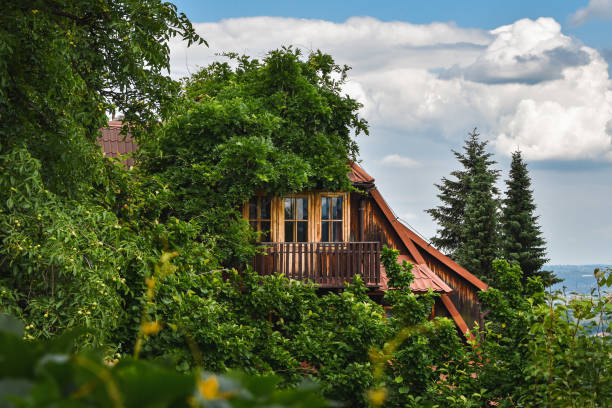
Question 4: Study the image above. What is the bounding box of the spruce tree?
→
[501,151,553,284]
[427,129,500,280]
[453,151,500,281]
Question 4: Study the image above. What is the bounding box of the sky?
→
[168,0,612,265]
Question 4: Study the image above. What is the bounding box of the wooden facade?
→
[96,126,487,338]
[246,163,488,337]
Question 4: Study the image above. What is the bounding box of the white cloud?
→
[380,154,420,168]
[170,16,612,162]
[570,0,612,27]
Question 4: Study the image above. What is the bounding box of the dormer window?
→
[284,197,308,242]
[248,196,272,241]
[321,196,343,242]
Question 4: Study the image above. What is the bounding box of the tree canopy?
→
[139,48,368,264]
[0,0,204,195]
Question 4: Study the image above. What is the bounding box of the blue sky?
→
[169,1,612,264]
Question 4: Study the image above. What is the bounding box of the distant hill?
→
[546,265,611,294]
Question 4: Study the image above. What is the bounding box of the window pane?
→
[249,198,257,220]
[297,221,308,242]
[332,221,343,242]
[333,197,343,220]
[285,221,294,242]
[321,222,329,242]
[284,198,294,220]
[321,197,330,220]
[297,198,308,220]
[260,221,271,242]
[261,197,271,220]
[249,221,258,230]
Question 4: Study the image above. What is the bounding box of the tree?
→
[140,48,369,265]
[501,151,554,285]
[0,0,204,347]
[0,0,204,196]
[427,129,500,280]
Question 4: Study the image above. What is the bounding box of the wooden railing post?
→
[253,242,381,288]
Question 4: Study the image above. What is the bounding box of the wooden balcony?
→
[252,242,381,288]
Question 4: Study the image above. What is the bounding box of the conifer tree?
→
[501,151,553,284]
[453,149,500,281]
[427,129,500,279]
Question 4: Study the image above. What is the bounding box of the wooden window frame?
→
[314,192,349,242]
[246,196,273,242]
[280,194,312,242]
[243,191,349,243]
[320,194,345,242]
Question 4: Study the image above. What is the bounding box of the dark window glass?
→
[284,197,308,242]
[249,199,257,220]
[297,198,308,220]
[248,196,272,241]
[261,197,271,219]
[284,198,294,220]
[285,222,294,242]
[321,196,343,242]
[333,221,342,242]
[321,222,329,242]
[260,221,271,242]
[297,222,308,242]
[321,197,330,220]
[333,197,343,219]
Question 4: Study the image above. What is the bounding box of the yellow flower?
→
[141,321,162,336]
[368,388,387,406]
[198,376,219,400]
[501,323,506,328]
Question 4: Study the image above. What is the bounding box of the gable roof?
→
[365,179,487,292]
[348,162,375,184]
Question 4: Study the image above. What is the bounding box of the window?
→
[248,196,272,241]
[284,197,308,242]
[321,196,343,242]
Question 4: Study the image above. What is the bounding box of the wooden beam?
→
[440,294,474,342]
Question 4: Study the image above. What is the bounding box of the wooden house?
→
[246,163,487,337]
[98,126,487,337]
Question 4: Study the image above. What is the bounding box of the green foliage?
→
[501,150,555,285]
[374,247,465,406]
[135,265,389,407]
[0,314,331,408]
[1,147,129,347]
[138,48,368,264]
[0,0,204,195]
[427,128,500,281]
[428,262,611,408]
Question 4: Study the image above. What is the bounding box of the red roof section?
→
[369,187,487,292]
[98,121,137,167]
[395,222,488,291]
[379,255,454,294]
[348,162,375,184]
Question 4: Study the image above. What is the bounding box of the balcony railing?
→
[253,242,381,288]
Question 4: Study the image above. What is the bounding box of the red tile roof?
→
[348,162,375,184]
[379,255,453,294]
[98,121,137,167]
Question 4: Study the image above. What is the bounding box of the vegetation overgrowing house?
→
[100,122,487,337]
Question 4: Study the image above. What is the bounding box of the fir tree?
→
[427,129,500,278]
[501,151,553,285]
[453,150,500,281]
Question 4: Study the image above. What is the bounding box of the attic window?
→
[249,196,271,241]
[284,197,308,242]
[321,196,343,242]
